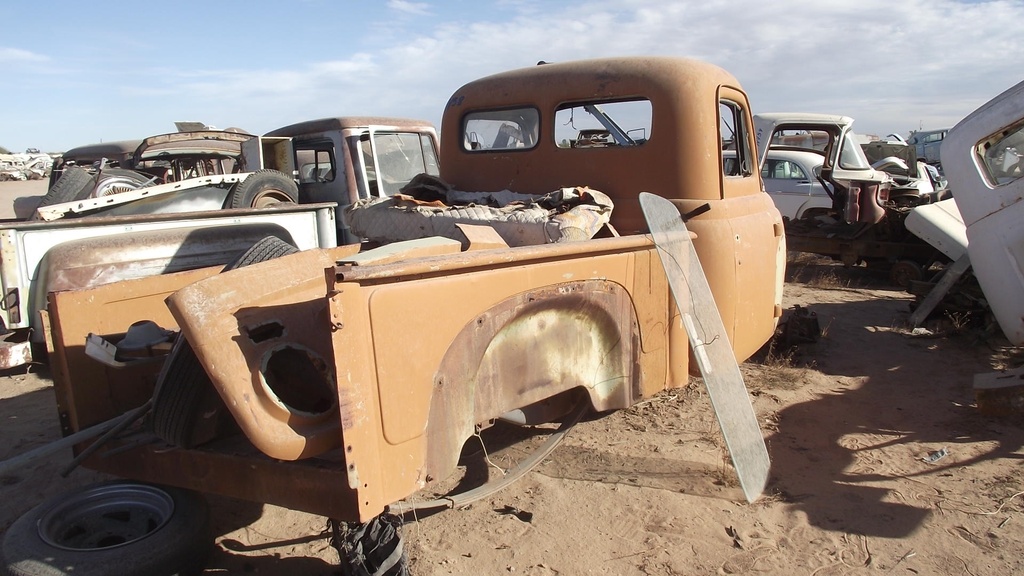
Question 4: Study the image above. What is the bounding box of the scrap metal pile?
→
[0,151,52,181]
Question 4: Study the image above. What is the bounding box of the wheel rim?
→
[36,484,175,551]
[94,176,147,197]
[251,188,294,208]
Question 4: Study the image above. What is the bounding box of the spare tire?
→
[227,169,298,209]
[32,166,95,218]
[152,236,300,448]
[32,168,155,220]
[1,481,211,576]
[89,168,155,198]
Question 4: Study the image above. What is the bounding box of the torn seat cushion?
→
[344,184,614,247]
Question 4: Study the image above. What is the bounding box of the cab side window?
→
[720,100,752,178]
[296,146,336,184]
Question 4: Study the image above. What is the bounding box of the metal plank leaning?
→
[908,253,973,328]
[639,192,770,503]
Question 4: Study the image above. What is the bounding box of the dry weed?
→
[807,268,851,289]
[746,347,811,391]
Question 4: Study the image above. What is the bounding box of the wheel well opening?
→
[260,345,336,415]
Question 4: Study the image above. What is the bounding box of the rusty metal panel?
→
[165,248,346,461]
[47,266,220,434]
[325,240,664,520]
[629,248,674,396]
[84,439,362,521]
[675,193,786,364]
[424,279,639,478]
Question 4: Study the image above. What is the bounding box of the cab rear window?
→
[463,108,540,151]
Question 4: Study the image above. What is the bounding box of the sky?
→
[1,0,1021,153]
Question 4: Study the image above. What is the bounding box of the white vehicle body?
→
[754,113,892,223]
[941,79,1024,344]
[904,198,967,261]
[727,148,831,220]
[760,149,831,220]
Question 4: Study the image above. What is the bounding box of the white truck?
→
[0,117,441,368]
[904,79,1024,345]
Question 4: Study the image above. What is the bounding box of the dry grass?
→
[744,345,812,392]
[806,268,851,289]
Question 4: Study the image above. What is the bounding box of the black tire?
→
[152,236,299,448]
[227,169,298,209]
[32,167,95,218]
[32,168,154,221]
[1,481,210,576]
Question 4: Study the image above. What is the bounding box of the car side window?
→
[295,145,336,184]
[763,160,807,180]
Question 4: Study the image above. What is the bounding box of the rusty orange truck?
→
[5,56,785,575]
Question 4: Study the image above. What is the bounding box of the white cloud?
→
[0,47,48,64]
[388,0,431,16]
[8,0,1024,149]
[347,0,1024,137]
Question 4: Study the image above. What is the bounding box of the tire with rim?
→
[889,259,925,288]
[32,167,95,218]
[152,236,300,448]
[227,169,298,209]
[1,481,211,576]
[32,168,154,220]
[88,168,154,198]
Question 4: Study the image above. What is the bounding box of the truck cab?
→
[263,117,440,244]
[441,57,785,360]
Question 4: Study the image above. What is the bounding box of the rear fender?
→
[424,279,639,477]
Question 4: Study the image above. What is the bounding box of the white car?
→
[761,149,833,220]
[726,149,831,220]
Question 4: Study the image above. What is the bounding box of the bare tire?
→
[1,481,210,576]
[152,236,299,448]
[227,169,298,209]
[32,167,95,218]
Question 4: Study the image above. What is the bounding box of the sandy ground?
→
[1,179,1023,574]
[0,179,44,219]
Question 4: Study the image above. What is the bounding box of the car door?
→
[761,156,814,219]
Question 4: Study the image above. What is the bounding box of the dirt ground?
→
[1,179,1023,575]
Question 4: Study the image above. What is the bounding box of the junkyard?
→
[2,180,1023,575]
[1,49,1024,576]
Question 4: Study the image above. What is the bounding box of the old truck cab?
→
[263,117,440,243]
[442,57,785,361]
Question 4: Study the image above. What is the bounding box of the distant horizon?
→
[2,0,1019,151]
